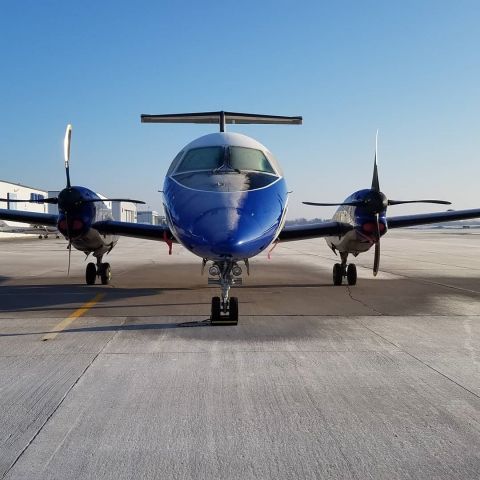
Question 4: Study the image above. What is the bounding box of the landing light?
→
[232,265,242,276]
[209,265,220,276]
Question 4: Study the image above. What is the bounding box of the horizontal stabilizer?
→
[141,111,302,132]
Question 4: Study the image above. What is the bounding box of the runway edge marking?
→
[42,293,105,341]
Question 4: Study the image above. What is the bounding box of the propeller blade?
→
[81,198,146,205]
[373,213,381,276]
[67,241,72,276]
[65,211,72,276]
[373,241,380,276]
[371,130,380,192]
[388,199,451,206]
[303,201,363,207]
[64,124,72,188]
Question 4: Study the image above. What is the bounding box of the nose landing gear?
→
[207,260,243,325]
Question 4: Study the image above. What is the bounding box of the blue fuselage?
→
[162,133,288,261]
[164,175,287,260]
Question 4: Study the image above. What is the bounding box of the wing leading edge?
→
[0,209,58,227]
[92,220,175,242]
[387,208,480,229]
[278,221,354,242]
[0,209,175,242]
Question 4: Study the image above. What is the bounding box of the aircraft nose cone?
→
[193,207,271,258]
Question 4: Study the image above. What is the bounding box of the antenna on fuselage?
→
[140,111,303,132]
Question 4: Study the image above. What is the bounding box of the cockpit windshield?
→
[229,146,276,174]
[175,147,224,173]
[174,145,276,176]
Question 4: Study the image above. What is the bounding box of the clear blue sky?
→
[1,0,479,218]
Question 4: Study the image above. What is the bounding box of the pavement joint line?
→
[354,318,480,402]
[41,293,105,341]
[96,349,401,355]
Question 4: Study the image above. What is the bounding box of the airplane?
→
[0,220,59,238]
[2,111,480,326]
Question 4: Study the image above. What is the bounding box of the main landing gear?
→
[85,256,111,285]
[206,260,245,325]
[333,252,357,286]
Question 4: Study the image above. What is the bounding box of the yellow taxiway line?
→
[42,293,105,341]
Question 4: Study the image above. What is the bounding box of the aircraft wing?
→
[0,209,58,227]
[0,209,175,241]
[92,220,176,242]
[388,208,480,229]
[278,221,354,241]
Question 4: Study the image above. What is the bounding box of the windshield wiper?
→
[212,165,242,174]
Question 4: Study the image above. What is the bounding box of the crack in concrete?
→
[346,286,384,315]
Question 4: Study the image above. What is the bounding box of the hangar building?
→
[0,179,48,226]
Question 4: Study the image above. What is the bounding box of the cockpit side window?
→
[167,150,184,176]
[175,147,224,173]
[229,147,276,175]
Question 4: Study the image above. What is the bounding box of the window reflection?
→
[175,147,224,173]
[229,147,276,174]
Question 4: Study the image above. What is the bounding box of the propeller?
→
[369,134,383,276]
[303,131,451,276]
[302,198,450,209]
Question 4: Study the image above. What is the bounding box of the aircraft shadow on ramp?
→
[0,275,480,341]
[0,320,213,338]
[0,283,167,313]
[1,275,480,317]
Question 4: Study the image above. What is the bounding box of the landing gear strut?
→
[85,256,112,285]
[333,253,357,286]
[207,260,243,325]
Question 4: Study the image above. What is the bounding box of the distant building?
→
[47,191,60,215]
[112,201,137,223]
[137,210,166,225]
